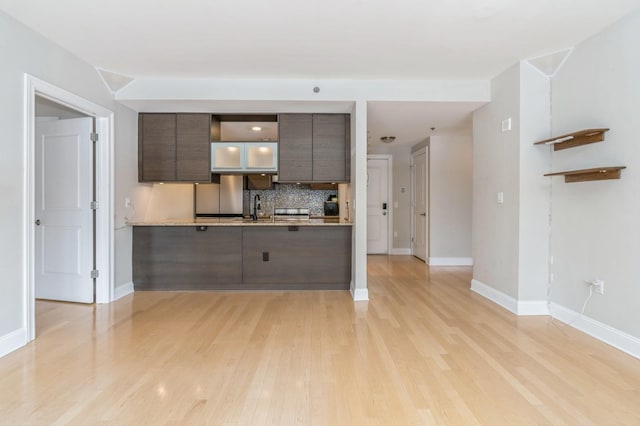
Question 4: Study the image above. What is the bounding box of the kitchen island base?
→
[132,225,351,291]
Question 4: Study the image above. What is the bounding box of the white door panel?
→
[35,117,94,303]
[367,158,389,254]
[412,150,428,261]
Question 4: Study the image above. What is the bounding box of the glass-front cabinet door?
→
[246,143,277,171]
[211,143,244,171]
[211,142,278,173]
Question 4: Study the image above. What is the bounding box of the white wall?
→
[0,11,113,353]
[472,61,550,306]
[428,130,473,260]
[114,103,152,294]
[518,63,551,302]
[472,64,521,298]
[550,11,640,338]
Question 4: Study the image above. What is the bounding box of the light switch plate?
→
[497,192,504,204]
[501,118,512,132]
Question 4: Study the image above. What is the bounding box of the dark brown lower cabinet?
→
[242,226,351,289]
[133,226,243,290]
[132,226,352,290]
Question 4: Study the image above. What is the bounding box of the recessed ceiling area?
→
[220,122,278,142]
[367,101,485,147]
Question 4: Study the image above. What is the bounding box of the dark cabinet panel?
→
[133,226,242,290]
[139,114,176,182]
[176,114,211,182]
[242,226,351,289]
[278,114,313,182]
[312,114,348,182]
[138,113,211,182]
[277,113,350,183]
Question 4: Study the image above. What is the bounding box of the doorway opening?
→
[24,75,114,342]
[411,148,429,261]
[35,96,95,303]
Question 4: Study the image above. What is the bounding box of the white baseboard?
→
[517,301,549,316]
[470,279,548,316]
[550,303,640,360]
[390,248,412,255]
[113,281,134,301]
[351,286,369,301]
[429,257,473,266]
[0,328,27,359]
[471,279,518,314]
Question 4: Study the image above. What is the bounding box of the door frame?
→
[24,75,114,341]
[410,147,429,260]
[366,154,393,255]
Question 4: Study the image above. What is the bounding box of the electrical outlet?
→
[586,279,604,294]
[593,280,604,294]
[125,197,131,208]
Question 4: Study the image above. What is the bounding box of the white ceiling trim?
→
[96,68,135,94]
[115,78,490,103]
[527,48,575,78]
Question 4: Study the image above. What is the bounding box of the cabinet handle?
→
[288,226,299,232]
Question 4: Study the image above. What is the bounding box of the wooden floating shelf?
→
[534,128,609,151]
[544,166,626,183]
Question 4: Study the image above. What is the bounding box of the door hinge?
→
[91,201,99,210]
[91,269,99,279]
[90,132,99,142]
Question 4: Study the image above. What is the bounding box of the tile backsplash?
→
[244,184,338,217]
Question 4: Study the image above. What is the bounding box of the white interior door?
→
[367,157,389,254]
[35,117,94,303]
[412,150,428,261]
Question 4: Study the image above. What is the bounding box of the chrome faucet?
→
[252,194,261,221]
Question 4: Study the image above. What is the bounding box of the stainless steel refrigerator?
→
[195,175,243,217]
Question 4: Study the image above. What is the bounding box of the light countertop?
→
[127,217,352,227]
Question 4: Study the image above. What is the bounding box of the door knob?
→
[420,213,426,216]
[35,219,41,225]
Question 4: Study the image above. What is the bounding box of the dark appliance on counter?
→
[324,201,339,217]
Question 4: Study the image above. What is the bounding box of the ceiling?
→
[1,0,638,80]
[367,101,482,146]
[3,0,638,147]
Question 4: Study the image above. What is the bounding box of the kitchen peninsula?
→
[130,218,352,291]
[131,112,353,291]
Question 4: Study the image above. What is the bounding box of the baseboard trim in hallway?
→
[429,257,473,266]
[0,328,26,358]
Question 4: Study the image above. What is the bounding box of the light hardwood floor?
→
[1,255,639,425]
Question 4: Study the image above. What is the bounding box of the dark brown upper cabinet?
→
[138,113,211,182]
[278,113,350,183]
[278,114,313,182]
